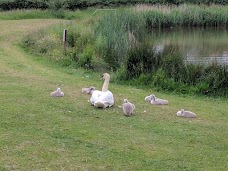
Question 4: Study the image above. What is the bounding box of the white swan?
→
[122,99,135,117]
[82,86,95,95]
[90,73,114,108]
[176,109,197,118]
[50,88,64,97]
[145,94,168,105]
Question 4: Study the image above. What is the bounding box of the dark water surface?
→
[150,27,228,65]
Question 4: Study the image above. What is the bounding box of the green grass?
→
[0,13,228,170]
[0,8,95,20]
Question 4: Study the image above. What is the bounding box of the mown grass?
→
[0,8,95,20]
[0,11,228,170]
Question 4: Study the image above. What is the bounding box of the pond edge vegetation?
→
[19,4,228,98]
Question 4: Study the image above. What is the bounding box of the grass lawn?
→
[0,18,227,170]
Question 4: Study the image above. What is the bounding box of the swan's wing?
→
[90,90,102,105]
[93,91,114,107]
[98,91,113,102]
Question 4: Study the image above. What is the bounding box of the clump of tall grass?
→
[94,10,146,70]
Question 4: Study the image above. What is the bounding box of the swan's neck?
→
[102,78,110,92]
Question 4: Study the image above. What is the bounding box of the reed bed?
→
[93,5,228,97]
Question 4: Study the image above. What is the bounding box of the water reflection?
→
[150,27,228,65]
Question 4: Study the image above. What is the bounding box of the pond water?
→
[150,27,228,66]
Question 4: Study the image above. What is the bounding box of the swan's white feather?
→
[90,90,114,108]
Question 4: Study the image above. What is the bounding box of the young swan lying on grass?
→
[145,94,168,105]
[122,99,135,117]
[82,86,95,95]
[50,88,64,97]
[176,109,197,118]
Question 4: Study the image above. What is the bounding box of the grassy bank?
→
[0,18,228,170]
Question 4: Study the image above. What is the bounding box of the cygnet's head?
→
[123,99,129,103]
[150,94,156,100]
[145,96,152,102]
[89,86,95,94]
[90,86,95,91]
[176,109,184,116]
